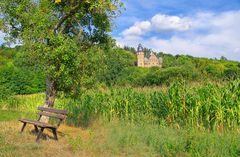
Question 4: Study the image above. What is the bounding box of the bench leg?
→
[52,128,58,141]
[21,123,27,133]
[34,125,39,133]
[36,127,44,142]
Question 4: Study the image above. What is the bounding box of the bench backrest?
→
[37,107,68,127]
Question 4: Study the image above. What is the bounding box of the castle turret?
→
[136,44,163,68]
[137,44,145,67]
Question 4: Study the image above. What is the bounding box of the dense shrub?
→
[1,47,45,95]
[0,84,13,100]
[205,64,223,77]
[118,65,199,86]
[223,66,240,79]
[151,66,197,85]
[0,66,45,94]
[116,67,149,86]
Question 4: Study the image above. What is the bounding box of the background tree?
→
[123,45,136,54]
[220,56,228,60]
[0,0,123,109]
[98,48,135,86]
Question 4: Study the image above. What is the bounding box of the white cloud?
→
[121,21,151,37]
[121,14,192,38]
[151,14,192,31]
[116,10,240,61]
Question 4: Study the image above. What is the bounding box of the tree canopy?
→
[0,0,123,107]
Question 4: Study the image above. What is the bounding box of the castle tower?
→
[137,44,145,67]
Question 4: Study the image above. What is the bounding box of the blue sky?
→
[112,0,240,61]
[0,0,240,61]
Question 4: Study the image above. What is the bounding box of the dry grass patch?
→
[0,121,95,157]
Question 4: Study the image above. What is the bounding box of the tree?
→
[98,48,135,86]
[0,0,123,111]
[123,46,136,54]
[220,56,228,60]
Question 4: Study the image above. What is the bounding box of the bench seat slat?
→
[38,107,68,115]
[19,119,57,129]
[38,112,65,120]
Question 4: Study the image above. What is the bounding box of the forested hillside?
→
[1,46,240,97]
[118,52,240,86]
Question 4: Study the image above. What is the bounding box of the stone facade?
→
[136,44,163,68]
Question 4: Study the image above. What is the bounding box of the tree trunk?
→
[39,77,57,123]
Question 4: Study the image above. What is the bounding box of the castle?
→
[136,44,163,68]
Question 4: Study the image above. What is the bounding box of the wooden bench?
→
[19,107,68,142]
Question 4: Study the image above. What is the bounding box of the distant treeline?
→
[118,46,240,86]
[0,46,240,97]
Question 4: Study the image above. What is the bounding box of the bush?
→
[0,84,13,101]
[223,67,240,80]
[137,65,199,86]
[115,64,200,87]
[0,66,45,94]
[205,64,223,77]
[116,67,149,86]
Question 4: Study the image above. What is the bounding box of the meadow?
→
[0,80,240,156]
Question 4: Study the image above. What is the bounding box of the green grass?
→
[0,93,45,111]
[0,111,239,157]
[99,121,240,157]
[0,110,35,121]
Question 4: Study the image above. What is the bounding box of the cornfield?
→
[58,79,240,130]
[1,80,239,130]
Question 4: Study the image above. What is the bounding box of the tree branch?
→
[53,3,81,34]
